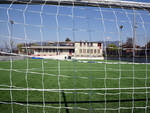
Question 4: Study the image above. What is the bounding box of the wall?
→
[74,42,103,57]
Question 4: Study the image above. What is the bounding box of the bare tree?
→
[4,39,15,52]
[126,38,133,48]
[146,41,150,48]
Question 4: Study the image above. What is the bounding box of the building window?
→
[38,49,41,52]
[80,49,82,53]
[83,49,86,53]
[87,42,89,47]
[91,49,93,54]
[60,49,63,52]
[91,42,93,47]
[80,42,82,47]
[84,42,86,46]
[94,49,97,54]
[98,43,101,47]
[98,49,100,53]
[87,49,89,53]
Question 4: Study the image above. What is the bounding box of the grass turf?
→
[0,59,150,113]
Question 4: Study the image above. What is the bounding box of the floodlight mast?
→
[0,0,150,10]
[9,20,14,53]
[133,11,137,58]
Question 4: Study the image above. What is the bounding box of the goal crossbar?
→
[0,0,150,10]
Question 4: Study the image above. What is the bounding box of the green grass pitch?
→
[0,59,150,113]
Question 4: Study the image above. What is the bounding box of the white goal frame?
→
[0,0,150,10]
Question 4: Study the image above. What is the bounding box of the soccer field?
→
[0,59,150,113]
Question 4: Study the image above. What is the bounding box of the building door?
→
[69,49,73,56]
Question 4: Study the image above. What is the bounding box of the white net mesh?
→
[0,0,150,113]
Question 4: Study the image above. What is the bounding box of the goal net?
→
[0,0,150,113]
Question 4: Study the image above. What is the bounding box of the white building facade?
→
[21,42,103,59]
[74,42,103,57]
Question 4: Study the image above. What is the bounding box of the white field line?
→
[21,68,150,72]
[0,68,149,80]
[0,84,149,95]
[1,66,149,72]
[0,87,150,92]
[0,101,88,110]
[0,100,149,111]
[78,60,150,65]
[0,68,70,78]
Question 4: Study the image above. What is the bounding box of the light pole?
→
[9,20,14,53]
[120,25,123,56]
[133,12,137,57]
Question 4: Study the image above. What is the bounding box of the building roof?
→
[75,41,102,43]
[22,46,75,49]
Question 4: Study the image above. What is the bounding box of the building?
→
[21,41,103,58]
[75,42,103,57]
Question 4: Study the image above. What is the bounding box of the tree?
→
[108,43,118,50]
[145,41,150,56]
[123,37,141,48]
[125,38,133,48]
[65,37,71,42]
[4,39,15,52]
[17,43,24,53]
[146,41,150,48]
[31,43,38,46]
[107,43,118,56]
[120,25,123,30]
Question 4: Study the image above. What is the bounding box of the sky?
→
[111,0,150,2]
[0,0,150,48]
[124,0,150,2]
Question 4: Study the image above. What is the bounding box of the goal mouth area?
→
[0,0,150,10]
